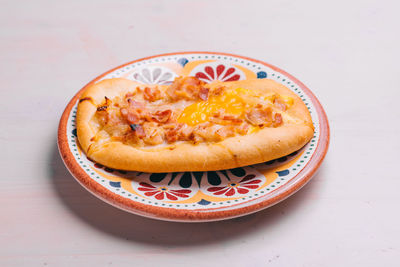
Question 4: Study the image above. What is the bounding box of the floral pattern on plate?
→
[132,66,177,85]
[206,175,262,197]
[189,62,245,83]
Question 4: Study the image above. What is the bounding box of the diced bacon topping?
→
[245,106,273,126]
[210,86,225,96]
[274,98,287,111]
[166,76,208,101]
[126,112,140,124]
[236,123,250,135]
[164,131,178,143]
[191,123,222,142]
[210,111,243,125]
[222,115,243,124]
[164,124,184,143]
[179,124,194,139]
[199,87,209,101]
[216,126,235,139]
[142,122,164,145]
[130,124,146,138]
[273,113,283,127]
[128,99,145,110]
[192,123,209,139]
[120,107,140,124]
[151,110,172,123]
[144,87,162,102]
[120,108,128,117]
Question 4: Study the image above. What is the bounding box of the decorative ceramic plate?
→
[58,52,329,222]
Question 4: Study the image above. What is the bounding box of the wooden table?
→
[1,0,399,266]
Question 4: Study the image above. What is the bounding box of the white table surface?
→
[1,0,399,266]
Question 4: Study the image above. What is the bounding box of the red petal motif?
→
[139,182,156,188]
[239,175,256,183]
[195,72,210,81]
[241,185,259,189]
[237,188,249,194]
[216,65,225,77]
[222,68,235,79]
[205,66,215,79]
[138,187,158,192]
[155,192,165,200]
[207,187,226,192]
[171,189,192,194]
[225,188,236,196]
[166,193,178,200]
[213,188,230,195]
[169,192,189,198]
[241,179,262,185]
[144,191,158,196]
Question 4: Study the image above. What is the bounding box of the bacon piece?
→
[178,124,194,140]
[163,123,181,130]
[192,123,209,138]
[127,112,140,124]
[274,98,287,111]
[120,100,149,124]
[120,108,140,124]
[167,109,180,123]
[142,122,164,145]
[190,133,203,144]
[216,126,235,139]
[236,123,250,135]
[165,131,178,143]
[166,76,208,101]
[120,108,128,117]
[129,124,146,138]
[163,123,196,143]
[151,110,172,123]
[210,86,225,96]
[210,111,243,125]
[164,124,184,143]
[199,87,209,101]
[183,76,203,87]
[144,87,161,102]
[165,78,180,100]
[245,106,273,127]
[222,115,243,124]
[192,123,220,142]
[127,99,145,110]
[273,113,283,127]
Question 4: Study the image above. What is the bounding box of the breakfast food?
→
[76,76,314,172]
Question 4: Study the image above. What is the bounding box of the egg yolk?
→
[178,88,254,126]
[178,88,294,126]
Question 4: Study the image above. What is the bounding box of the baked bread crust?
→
[76,78,314,172]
